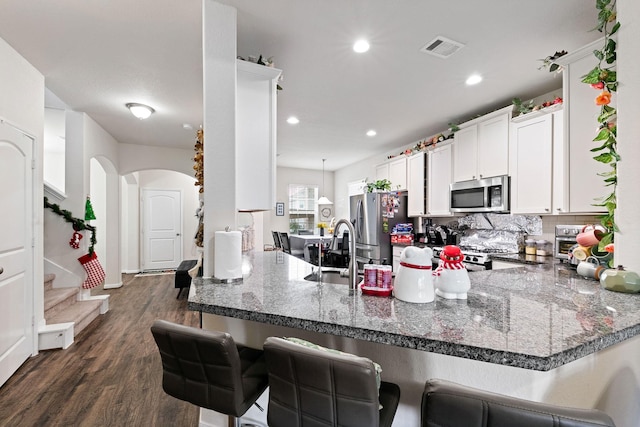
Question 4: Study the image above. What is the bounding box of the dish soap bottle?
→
[599,265,640,293]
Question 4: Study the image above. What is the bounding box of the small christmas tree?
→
[84,196,96,221]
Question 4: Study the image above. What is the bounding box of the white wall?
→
[119,142,194,176]
[616,0,640,273]
[121,173,140,273]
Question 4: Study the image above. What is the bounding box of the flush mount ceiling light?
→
[126,102,155,120]
[465,74,483,85]
[366,130,377,137]
[317,158,333,205]
[286,116,300,125]
[353,39,370,53]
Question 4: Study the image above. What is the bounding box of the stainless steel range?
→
[432,246,502,271]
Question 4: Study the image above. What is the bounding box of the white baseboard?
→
[103,281,123,289]
[38,322,74,350]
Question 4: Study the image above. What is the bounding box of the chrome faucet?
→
[333,218,358,293]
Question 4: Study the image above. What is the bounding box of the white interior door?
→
[141,189,182,271]
[0,121,34,387]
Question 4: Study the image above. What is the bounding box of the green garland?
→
[44,197,97,255]
[580,0,619,250]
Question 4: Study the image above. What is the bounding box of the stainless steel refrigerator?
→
[350,192,408,268]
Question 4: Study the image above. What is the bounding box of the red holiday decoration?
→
[78,252,105,289]
[69,231,83,249]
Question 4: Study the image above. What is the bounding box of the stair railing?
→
[44,197,97,254]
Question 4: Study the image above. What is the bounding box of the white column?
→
[615,0,640,272]
[202,0,238,277]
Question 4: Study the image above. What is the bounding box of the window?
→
[288,184,318,233]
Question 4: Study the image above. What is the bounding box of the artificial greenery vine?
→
[580,0,619,250]
[44,197,97,255]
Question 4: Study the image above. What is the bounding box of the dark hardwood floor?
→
[0,273,200,427]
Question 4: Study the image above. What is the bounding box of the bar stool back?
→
[264,337,400,427]
[421,379,615,427]
[150,320,268,425]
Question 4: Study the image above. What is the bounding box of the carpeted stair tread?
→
[44,288,79,318]
[47,299,103,336]
[44,273,56,290]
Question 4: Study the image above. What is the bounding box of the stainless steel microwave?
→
[450,175,509,213]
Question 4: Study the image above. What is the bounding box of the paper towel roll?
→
[214,230,242,280]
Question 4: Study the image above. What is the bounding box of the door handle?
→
[176,233,181,236]
[0,267,3,274]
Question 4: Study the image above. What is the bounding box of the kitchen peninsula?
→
[188,252,640,427]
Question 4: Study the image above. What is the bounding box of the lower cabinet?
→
[392,245,403,274]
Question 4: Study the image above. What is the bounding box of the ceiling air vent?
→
[420,36,465,59]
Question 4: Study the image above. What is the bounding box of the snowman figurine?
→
[434,245,470,300]
[393,246,434,303]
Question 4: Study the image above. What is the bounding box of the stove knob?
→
[473,256,478,262]
[465,255,471,261]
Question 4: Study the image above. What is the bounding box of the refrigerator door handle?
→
[356,199,363,241]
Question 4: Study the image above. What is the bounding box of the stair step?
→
[47,299,103,336]
[44,273,56,291]
[44,288,79,319]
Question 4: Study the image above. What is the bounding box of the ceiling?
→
[0,1,600,171]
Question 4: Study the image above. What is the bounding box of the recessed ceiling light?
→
[353,39,370,53]
[287,116,300,125]
[366,130,377,137]
[465,74,482,85]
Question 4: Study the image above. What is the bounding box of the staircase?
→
[39,273,109,350]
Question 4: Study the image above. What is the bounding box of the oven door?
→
[555,237,577,260]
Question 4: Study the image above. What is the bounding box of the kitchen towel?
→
[214,230,242,280]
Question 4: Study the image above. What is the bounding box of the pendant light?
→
[317,159,333,205]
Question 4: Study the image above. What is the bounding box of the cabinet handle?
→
[545,208,550,212]
[556,208,562,211]
[479,174,483,178]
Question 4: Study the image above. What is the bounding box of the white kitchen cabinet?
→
[452,126,477,182]
[389,157,407,190]
[551,110,566,213]
[453,106,511,182]
[375,156,407,191]
[392,245,404,274]
[375,162,389,183]
[236,59,281,211]
[509,113,554,214]
[407,152,425,216]
[556,39,608,213]
[427,143,453,216]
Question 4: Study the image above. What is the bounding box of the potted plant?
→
[365,179,392,193]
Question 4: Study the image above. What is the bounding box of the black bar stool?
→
[150,320,268,426]
[264,337,400,427]
[421,378,615,427]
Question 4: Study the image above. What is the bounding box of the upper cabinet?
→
[453,106,511,182]
[407,152,425,216]
[509,112,555,214]
[427,143,453,216]
[376,156,407,191]
[556,39,608,214]
[236,60,281,211]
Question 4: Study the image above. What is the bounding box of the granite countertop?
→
[188,251,640,371]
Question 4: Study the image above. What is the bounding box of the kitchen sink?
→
[304,268,363,286]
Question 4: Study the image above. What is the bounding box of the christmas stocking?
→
[78,252,105,289]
